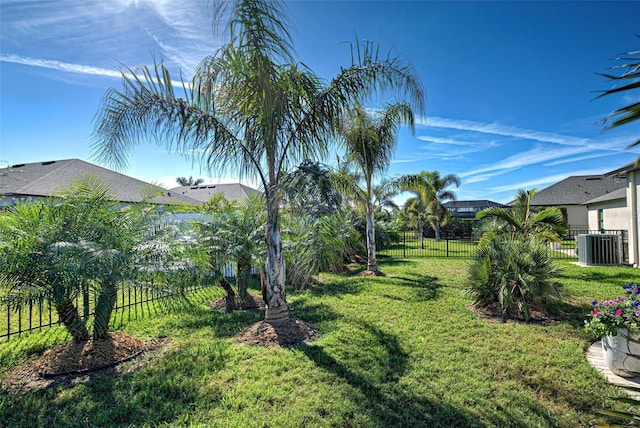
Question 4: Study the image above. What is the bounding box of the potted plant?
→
[585,283,640,377]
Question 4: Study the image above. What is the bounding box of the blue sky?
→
[1,1,639,204]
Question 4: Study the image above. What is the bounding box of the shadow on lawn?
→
[299,320,483,427]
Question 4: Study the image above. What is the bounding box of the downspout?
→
[631,170,639,267]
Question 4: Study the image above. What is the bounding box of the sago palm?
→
[91,0,424,323]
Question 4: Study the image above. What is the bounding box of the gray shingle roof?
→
[170,183,261,203]
[0,159,202,206]
[530,175,626,206]
[584,187,627,205]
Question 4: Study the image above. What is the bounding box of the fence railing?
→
[376,228,629,264]
[0,279,219,341]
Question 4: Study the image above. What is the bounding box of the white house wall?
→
[628,170,640,266]
[565,205,589,230]
[587,200,628,230]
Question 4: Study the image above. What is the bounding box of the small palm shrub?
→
[467,237,561,321]
[284,209,364,287]
[0,176,201,341]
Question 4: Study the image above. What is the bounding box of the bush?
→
[284,209,364,287]
[467,238,561,321]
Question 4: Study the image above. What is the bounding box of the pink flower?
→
[635,311,640,316]
[594,309,599,316]
[616,308,623,316]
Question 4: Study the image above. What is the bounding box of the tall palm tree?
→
[340,103,414,273]
[91,0,424,324]
[400,196,429,249]
[176,176,205,186]
[475,188,567,244]
[396,171,460,241]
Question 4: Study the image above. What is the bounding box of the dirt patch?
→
[356,269,387,277]
[210,291,266,311]
[3,332,168,394]
[235,318,317,348]
[468,302,561,326]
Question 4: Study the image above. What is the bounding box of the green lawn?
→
[0,258,638,427]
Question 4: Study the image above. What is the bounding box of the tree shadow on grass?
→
[299,320,483,427]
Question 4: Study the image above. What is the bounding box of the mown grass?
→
[1,258,638,427]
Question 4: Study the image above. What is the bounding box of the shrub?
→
[284,209,364,287]
[467,237,561,321]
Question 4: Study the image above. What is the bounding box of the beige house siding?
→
[587,200,627,231]
[565,205,589,230]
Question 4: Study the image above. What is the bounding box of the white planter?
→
[602,328,640,377]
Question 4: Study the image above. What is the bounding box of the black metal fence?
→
[0,280,219,341]
[377,227,629,264]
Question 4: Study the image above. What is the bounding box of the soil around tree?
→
[211,291,317,347]
[210,290,265,311]
[356,269,387,277]
[468,302,562,326]
[235,317,317,347]
[2,332,168,394]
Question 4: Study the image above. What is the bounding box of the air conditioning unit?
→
[577,234,622,266]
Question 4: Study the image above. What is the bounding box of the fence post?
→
[403,230,406,258]
[446,239,449,258]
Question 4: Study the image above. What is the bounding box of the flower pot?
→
[602,328,640,377]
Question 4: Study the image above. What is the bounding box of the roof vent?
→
[11,164,25,168]
[41,161,55,166]
[586,177,603,181]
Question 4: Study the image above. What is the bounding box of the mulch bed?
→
[211,291,317,347]
[235,318,316,348]
[210,291,266,311]
[469,302,561,326]
[3,293,317,392]
[2,332,168,394]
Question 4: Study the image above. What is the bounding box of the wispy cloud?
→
[0,53,122,78]
[421,116,591,147]
[0,53,191,88]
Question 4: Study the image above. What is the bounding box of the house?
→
[530,174,626,232]
[584,187,628,231]
[171,183,261,203]
[443,200,509,219]
[595,162,640,266]
[0,159,202,207]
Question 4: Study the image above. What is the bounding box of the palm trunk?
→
[434,220,442,242]
[366,202,378,272]
[93,280,117,339]
[419,222,425,250]
[55,298,90,342]
[236,253,251,304]
[264,188,289,324]
[219,277,236,312]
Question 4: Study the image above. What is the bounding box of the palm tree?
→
[596,38,640,148]
[91,0,424,324]
[176,176,205,186]
[475,188,567,244]
[396,171,460,241]
[399,196,429,249]
[0,176,191,341]
[339,103,414,273]
[195,193,265,307]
